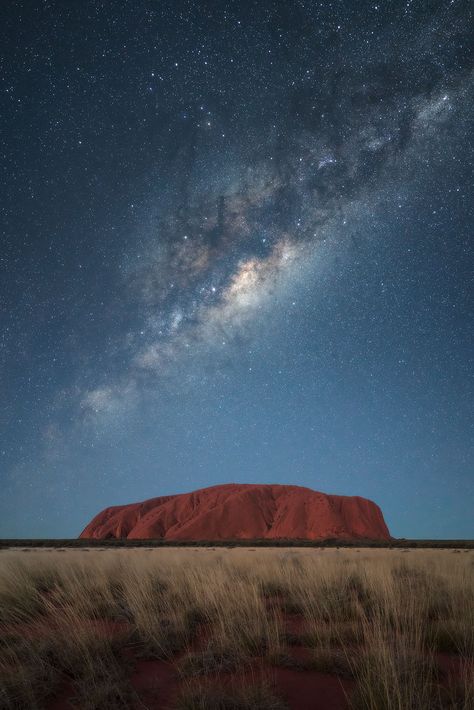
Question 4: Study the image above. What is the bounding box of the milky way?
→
[1,1,473,537]
[80,10,472,417]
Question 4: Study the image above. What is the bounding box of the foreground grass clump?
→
[0,547,472,709]
[179,648,246,677]
[177,678,288,709]
[0,635,59,709]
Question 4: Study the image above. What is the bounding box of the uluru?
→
[79,483,391,541]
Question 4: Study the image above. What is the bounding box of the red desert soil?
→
[47,646,473,710]
[120,658,353,710]
[79,483,390,541]
[36,612,470,710]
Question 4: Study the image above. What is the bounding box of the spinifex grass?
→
[0,547,472,709]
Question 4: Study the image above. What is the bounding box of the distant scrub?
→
[1,538,473,549]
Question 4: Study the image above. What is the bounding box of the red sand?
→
[128,659,353,710]
[274,667,352,710]
[80,483,390,541]
[49,648,472,710]
[130,659,179,709]
[21,612,469,710]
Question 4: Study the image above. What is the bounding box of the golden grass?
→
[0,547,472,709]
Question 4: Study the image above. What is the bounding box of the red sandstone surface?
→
[79,483,390,541]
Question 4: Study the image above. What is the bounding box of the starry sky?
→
[1,0,473,539]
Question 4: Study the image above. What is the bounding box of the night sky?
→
[1,1,473,539]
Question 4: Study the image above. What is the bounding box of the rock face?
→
[79,483,390,541]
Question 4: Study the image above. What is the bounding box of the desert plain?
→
[0,546,473,709]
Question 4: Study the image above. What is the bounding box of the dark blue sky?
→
[1,0,473,538]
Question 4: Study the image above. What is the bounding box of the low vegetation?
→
[0,547,472,709]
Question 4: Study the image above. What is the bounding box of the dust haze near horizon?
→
[1,1,473,538]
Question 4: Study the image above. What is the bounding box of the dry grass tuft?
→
[310,647,355,678]
[176,677,288,709]
[0,635,59,709]
[178,648,246,677]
